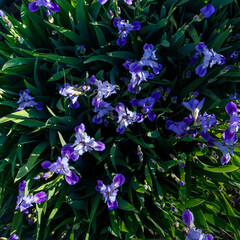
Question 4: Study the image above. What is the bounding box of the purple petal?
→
[18,180,26,192]
[223,128,235,142]
[35,102,43,111]
[61,145,74,158]
[74,123,85,133]
[0,10,5,19]
[117,38,127,46]
[195,63,207,77]
[182,209,194,228]
[70,153,79,161]
[129,99,142,107]
[107,200,118,210]
[28,2,40,12]
[88,75,96,84]
[9,234,19,240]
[34,191,47,203]
[129,62,142,73]
[93,141,105,151]
[131,21,141,31]
[48,3,59,12]
[65,171,79,185]
[113,174,125,188]
[95,180,104,192]
[97,0,108,4]
[221,154,230,165]
[225,101,238,116]
[70,101,80,108]
[200,5,215,18]
[147,111,156,121]
[41,161,52,170]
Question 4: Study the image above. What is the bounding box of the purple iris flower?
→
[42,156,79,185]
[9,234,19,240]
[115,103,143,134]
[59,83,90,108]
[28,0,59,14]
[182,209,195,228]
[72,123,105,156]
[130,92,161,121]
[16,89,43,111]
[165,119,190,138]
[15,180,47,214]
[41,144,79,184]
[140,44,162,74]
[128,70,153,93]
[88,75,116,107]
[182,98,205,121]
[200,5,215,18]
[113,17,141,46]
[193,43,225,77]
[96,174,125,210]
[127,44,161,92]
[92,100,114,124]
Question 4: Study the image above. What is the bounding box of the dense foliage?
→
[0,0,240,239]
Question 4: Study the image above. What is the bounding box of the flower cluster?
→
[125,44,162,93]
[16,180,47,214]
[59,82,91,108]
[28,0,59,16]
[16,89,43,111]
[96,174,125,210]
[113,17,141,46]
[88,75,116,124]
[190,42,225,77]
[182,209,214,240]
[166,98,239,165]
[40,124,105,185]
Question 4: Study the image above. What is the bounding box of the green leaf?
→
[110,143,117,171]
[2,58,34,71]
[196,160,239,173]
[178,199,205,209]
[76,0,90,41]
[48,68,72,82]
[210,27,232,51]
[10,211,23,236]
[220,192,240,238]
[109,211,121,238]
[15,142,49,181]
[118,197,138,213]
[45,21,83,44]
